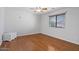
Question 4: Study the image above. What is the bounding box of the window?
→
[49,13,65,28]
[49,16,56,27]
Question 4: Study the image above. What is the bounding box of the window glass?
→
[57,14,65,28]
[49,13,65,28]
[49,16,56,27]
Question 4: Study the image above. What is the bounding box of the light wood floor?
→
[0,33,79,51]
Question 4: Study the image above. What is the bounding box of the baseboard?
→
[16,32,79,45]
[41,33,79,45]
[17,33,41,37]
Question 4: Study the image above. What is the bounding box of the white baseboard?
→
[17,32,40,37]
[41,33,79,45]
[14,32,79,45]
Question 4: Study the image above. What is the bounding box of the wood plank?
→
[0,33,79,51]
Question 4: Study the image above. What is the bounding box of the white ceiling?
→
[5,7,64,15]
[29,7,64,15]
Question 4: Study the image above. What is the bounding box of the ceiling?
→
[30,7,64,14]
[5,7,64,15]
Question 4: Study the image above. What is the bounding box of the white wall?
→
[1,7,79,45]
[0,8,4,45]
[41,7,79,45]
[4,7,41,36]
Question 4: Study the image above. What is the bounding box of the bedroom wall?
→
[1,7,79,45]
[0,8,5,45]
[41,7,79,45]
[4,7,41,36]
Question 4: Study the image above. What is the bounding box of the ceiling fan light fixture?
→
[33,7,48,13]
[31,7,57,14]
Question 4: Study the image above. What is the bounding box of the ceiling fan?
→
[31,7,55,13]
[34,7,48,12]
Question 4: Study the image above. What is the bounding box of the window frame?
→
[49,13,65,28]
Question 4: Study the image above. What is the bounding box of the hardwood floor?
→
[0,33,79,51]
